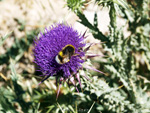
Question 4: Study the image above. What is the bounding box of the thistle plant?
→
[0,0,149,113]
[66,0,150,112]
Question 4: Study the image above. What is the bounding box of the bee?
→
[55,44,77,64]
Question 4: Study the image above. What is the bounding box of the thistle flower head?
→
[33,23,89,98]
[33,23,85,77]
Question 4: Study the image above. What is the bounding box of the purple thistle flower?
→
[33,23,104,99]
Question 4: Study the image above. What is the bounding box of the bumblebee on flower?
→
[33,23,103,99]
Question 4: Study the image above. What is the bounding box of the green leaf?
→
[46,105,55,113]
[0,31,12,46]
[0,87,17,113]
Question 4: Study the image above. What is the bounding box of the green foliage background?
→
[0,0,150,113]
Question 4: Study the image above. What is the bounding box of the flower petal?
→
[75,73,82,89]
[38,75,51,85]
[84,65,106,75]
[56,83,62,100]
[86,54,104,59]
[70,76,79,93]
